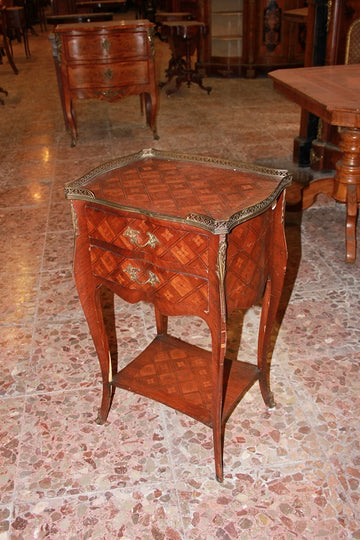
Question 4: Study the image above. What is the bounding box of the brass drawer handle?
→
[95,89,124,99]
[124,265,160,287]
[124,227,160,249]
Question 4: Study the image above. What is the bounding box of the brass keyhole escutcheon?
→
[104,68,113,80]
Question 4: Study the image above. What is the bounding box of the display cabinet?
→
[199,0,307,77]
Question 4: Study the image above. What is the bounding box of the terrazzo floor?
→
[0,13,359,540]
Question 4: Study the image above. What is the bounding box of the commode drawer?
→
[64,31,149,62]
[67,61,150,89]
[89,245,209,311]
[85,206,209,276]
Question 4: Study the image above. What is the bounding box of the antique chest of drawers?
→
[52,20,158,146]
[65,148,291,481]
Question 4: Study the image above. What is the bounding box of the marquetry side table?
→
[65,148,291,481]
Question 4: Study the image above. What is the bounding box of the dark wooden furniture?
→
[155,10,192,40]
[65,148,291,481]
[50,0,125,15]
[52,20,158,146]
[159,19,211,95]
[270,64,360,263]
[0,4,18,74]
[199,0,307,78]
[290,0,328,166]
[76,0,127,12]
[156,0,198,18]
[283,7,307,63]
[0,86,8,103]
[51,0,76,15]
[292,0,360,168]
[47,12,113,24]
[5,5,30,57]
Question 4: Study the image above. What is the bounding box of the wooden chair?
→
[345,18,360,64]
[0,4,18,74]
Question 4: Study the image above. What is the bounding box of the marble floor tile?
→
[0,326,33,397]
[16,390,173,500]
[0,15,359,540]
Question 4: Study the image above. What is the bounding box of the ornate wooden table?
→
[65,148,291,481]
[270,64,360,263]
[159,20,211,95]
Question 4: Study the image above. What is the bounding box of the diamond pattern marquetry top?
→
[65,149,291,233]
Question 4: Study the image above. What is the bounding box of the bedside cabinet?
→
[65,148,291,481]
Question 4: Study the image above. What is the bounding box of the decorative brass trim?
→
[55,33,62,63]
[102,38,111,53]
[148,28,155,57]
[216,236,227,285]
[326,0,332,32]
[310,148,321,165]
[64,148,292,234]
[70,204,78,233]
[95,89,125,99]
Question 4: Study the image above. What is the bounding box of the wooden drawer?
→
[67,61,150,89]
[63,31,149,62]
[89,245,209,310]
[86,206,209,276]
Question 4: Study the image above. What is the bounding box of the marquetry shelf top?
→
[65,149,291,233]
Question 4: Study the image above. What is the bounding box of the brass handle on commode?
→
[124,264,160,287]
[124,227,160,249]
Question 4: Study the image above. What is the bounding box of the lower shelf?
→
[112,334,259,427]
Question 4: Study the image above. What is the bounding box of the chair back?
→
[345,18,360,64]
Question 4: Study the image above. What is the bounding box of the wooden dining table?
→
[269,63,360,263]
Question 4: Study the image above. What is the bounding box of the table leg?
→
[155,306,168,334]
[63,95,77,147]
[143,91,159,140]
[0,86,8,105]
[258,192,287,408]
[73,229,113,424]
[1,29,18,75]
[346,184,358,263]
[300,177,335,210]
[287,127,360,263]
[212,234,227,483]
[333,127,360,263]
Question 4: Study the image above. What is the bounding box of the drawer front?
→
[64,31,149,62]
[67,61,150,89]
[86,206,209,276]
[90,245,209,311]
